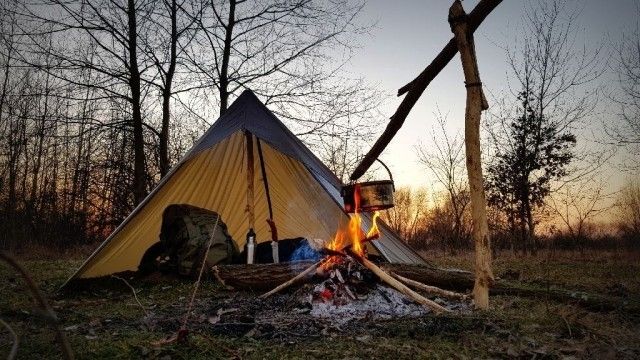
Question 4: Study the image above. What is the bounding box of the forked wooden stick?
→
[259,259,326,298]
[346,249,449,313]
[390,272,468,301]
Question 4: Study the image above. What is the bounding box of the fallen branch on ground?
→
[216,260,637,313]
[0,251,74,360]
[111,275,151,317]
[391,272,468,301]
[0,317,19,360]
[214,261,474,291]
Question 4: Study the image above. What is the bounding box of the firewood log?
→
[212,261,475,292]
[259,260,325,298]
[212,261,319,291]
[390,272,468,300]
[382,263,475,291]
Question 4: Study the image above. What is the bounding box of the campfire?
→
[254,185,469,314]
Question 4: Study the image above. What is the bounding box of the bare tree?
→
[416,110,470,249]
[548,177,613,249]
[143,0,203,177]
[380,187,429,245]
[17,0,156,204]
[610,2,640,170]
[186,0,382,150]
[616,178,640,242]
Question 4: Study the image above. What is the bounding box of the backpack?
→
[155,204,238,277]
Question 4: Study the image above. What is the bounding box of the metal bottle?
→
[246,228,256,264]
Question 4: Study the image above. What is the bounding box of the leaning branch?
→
[349,0,502,180]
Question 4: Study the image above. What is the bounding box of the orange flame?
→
[366,211,380,239]
[325,185,382,264]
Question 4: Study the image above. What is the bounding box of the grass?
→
[1,251,639,359]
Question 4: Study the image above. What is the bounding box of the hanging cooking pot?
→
[341,159,395,213]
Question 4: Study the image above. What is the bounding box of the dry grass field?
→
[1,250,639,359]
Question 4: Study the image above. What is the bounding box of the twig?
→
[153,215,221,347]
[211,266,234,290]
[259,259,325,299]
[0,317,19,360]
[390,272,468,300]
[0,251,74,360]
[561,315,573,338]
[180,215,221,341]
[111,275,150,317]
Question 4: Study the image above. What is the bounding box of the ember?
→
[305,256,470,324]
[312,257,370,305]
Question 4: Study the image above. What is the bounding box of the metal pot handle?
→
[376,158,395,192]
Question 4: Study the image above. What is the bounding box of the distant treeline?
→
[381,185,640,254]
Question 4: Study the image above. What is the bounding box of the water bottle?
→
[246,228,256,264]
[271,240,279,264]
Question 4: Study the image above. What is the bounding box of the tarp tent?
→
[65,90,425,283]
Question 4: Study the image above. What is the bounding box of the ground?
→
[1,250,639,359]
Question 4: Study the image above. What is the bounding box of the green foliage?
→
[486,90,576,234]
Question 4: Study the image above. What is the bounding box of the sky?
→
[341,0,639,192]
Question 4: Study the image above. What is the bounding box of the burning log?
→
[390,272,468,301]
[345,249,449,313]
[259,259,326,299]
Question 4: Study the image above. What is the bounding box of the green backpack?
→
[156,204,238,277]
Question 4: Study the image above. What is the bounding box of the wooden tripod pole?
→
[449,0,494,310]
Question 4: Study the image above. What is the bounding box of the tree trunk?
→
[525,200,536,255]
[449,0,494,310]
[219,0,236,115]
[159,0,178,178]
[29,68,51,215]
[127,0,147,205]
[0,20,13,127]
